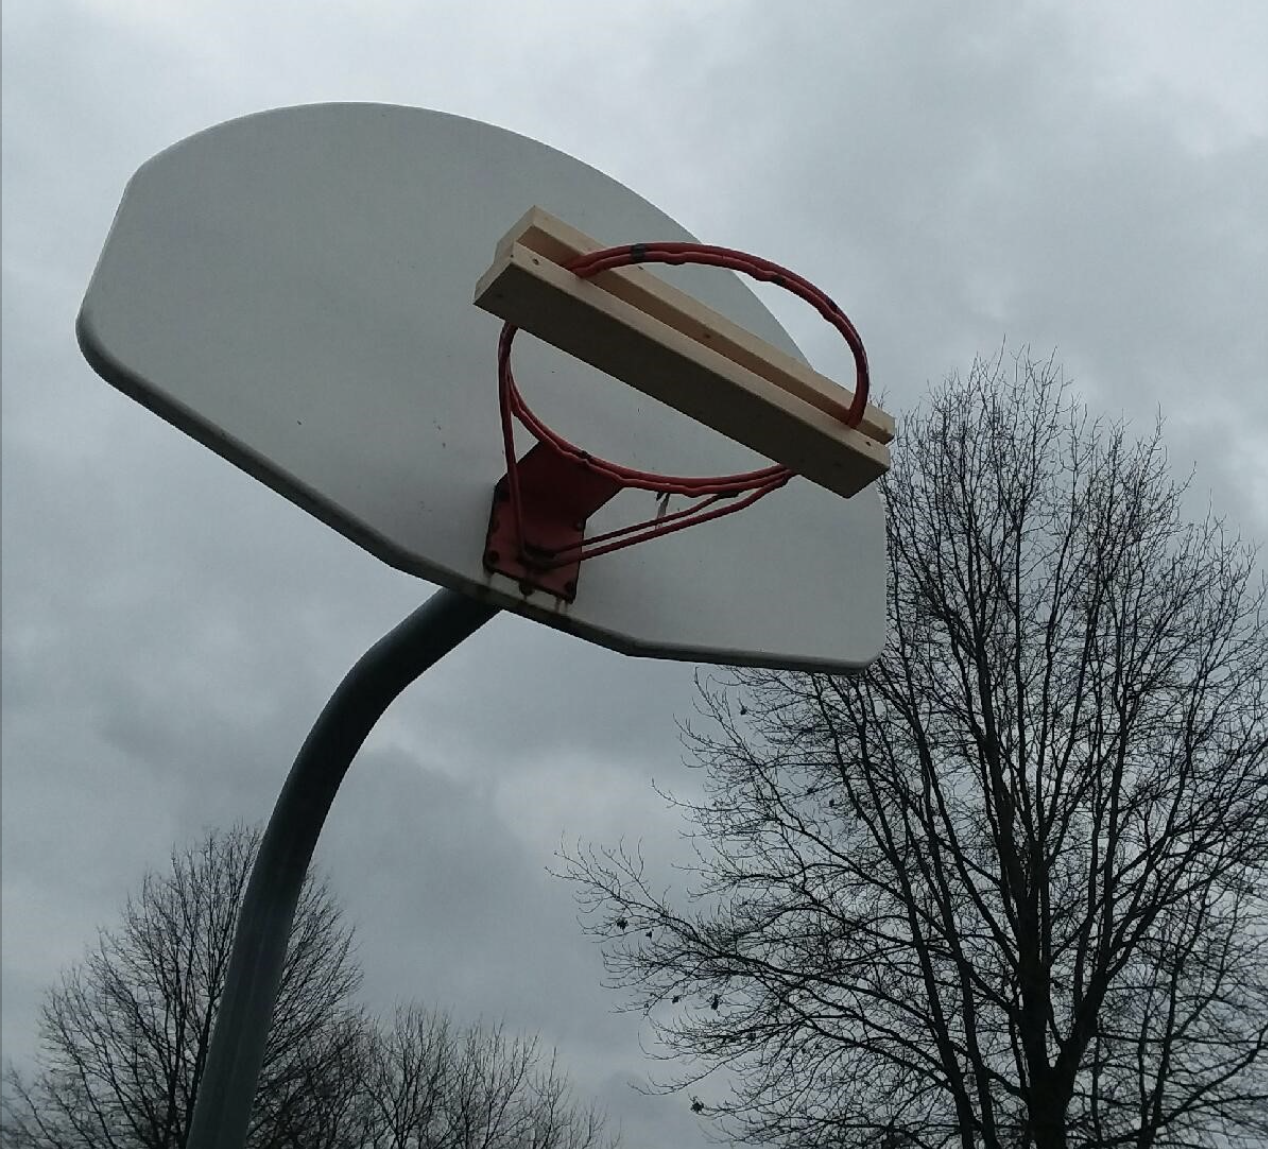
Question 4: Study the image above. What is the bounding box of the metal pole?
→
[186,587,498,1148]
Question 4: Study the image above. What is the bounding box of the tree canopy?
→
[563,354,1268,1149]
[4,824,616,1149]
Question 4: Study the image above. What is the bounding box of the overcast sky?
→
[3,3,1265,1146]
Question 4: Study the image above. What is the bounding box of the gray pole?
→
[186,587,498,1148]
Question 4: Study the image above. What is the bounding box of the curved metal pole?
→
[186,587,499,1148]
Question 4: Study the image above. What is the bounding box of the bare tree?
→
[360,1004,617,1149]
[3,825,619,1149]
[3,824,366,1148]
[561,354,1268,1149]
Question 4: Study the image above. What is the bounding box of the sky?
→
[2,3,1265,1146]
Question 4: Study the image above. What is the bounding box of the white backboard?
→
[79,103,886,672]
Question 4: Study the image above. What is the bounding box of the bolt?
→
[563,579,577,597]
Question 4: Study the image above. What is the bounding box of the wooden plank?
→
[494,206,894,446]
[474,243,890,500]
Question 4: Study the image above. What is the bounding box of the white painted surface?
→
[79,103,885,671]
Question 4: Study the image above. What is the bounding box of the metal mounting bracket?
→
[484,443,622,602]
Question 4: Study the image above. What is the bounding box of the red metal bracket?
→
[484,443,623,602]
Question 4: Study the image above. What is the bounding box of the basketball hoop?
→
[486,242,872,601]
